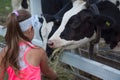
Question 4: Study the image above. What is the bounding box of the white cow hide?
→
[41,17,54,50]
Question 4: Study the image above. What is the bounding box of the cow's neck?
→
[73,0,85,6]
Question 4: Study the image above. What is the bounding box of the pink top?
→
[7,42,41,80]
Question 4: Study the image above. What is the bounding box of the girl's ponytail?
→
[4,13,21,73]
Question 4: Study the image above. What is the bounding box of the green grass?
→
[0,0,12,25]
[0,0,10,42]
[0,0,11,42]
[0,35,4,42]
[0,0,12,16]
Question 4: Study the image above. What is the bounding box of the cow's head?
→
[60,9,95,41]
[48,0,120,51]
[39,0,73,56]
[48,0,94,48]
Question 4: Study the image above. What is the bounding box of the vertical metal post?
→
[30,0,43,47]
[30,0,42,16]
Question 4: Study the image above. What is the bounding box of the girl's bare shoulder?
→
[28,46,46,59]
[26,46,47,66]
[32,46,45,54]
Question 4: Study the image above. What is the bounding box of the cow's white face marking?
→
[48,0,87,49]
[50,32,96,49]
[41,17,54,49]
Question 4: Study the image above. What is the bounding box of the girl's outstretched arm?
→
[40,49,58,80]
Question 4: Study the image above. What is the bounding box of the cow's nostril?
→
[48,40,54,47]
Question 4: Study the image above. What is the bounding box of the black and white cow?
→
[40,0,120,56]
[11,0,29,10]
[41,0,99,50]
[48,0,120,52]
[40,0,72,56]
[48,0,89,49]
[41,0,72,16]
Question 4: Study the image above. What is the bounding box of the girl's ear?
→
[28,26,33,32]
[30,26,33,31]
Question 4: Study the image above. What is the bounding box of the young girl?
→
[0,9,58,80]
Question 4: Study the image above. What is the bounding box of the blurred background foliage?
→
[0,0,12,25]
[0,0,12,16]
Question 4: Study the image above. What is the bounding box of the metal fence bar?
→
[0,25,6,36]
[60,51,120,80]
